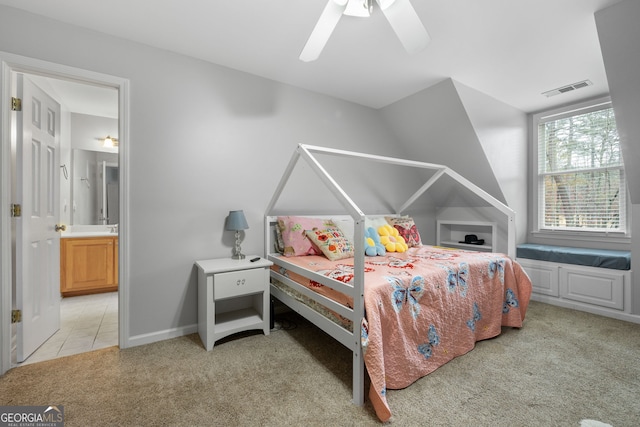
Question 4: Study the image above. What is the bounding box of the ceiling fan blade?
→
[300,0,348,62]
[344,0,371,17]
[377,0,430,54]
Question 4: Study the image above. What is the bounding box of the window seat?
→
[516,243,630,271]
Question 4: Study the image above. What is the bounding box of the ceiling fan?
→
[300,0,430,62]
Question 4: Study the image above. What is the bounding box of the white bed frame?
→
[264,144,516,405]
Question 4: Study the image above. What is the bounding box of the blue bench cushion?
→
[516,243,630,271]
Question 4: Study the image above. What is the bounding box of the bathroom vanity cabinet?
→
[60,236,118,296]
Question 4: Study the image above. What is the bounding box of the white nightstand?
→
[196,256,273,351]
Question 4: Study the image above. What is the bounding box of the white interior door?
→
[15,74,61,362]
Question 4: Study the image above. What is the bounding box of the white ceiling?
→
[0,0,624,114]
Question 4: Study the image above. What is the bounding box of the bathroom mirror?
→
[71,149,119,225]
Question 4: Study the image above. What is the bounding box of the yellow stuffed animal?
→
[378,224,409,253]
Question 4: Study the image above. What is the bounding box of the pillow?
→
[305,225,355,261]
[365,227,386,257]
[378,224,409,253]
[385,216,422,247]
[331,217,354,240]
[365,216,389,231]
[273,225,285,254]
[277,216,334,257]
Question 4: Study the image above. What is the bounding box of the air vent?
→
[542,80,593,97]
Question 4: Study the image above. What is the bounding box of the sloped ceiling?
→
[596,0,640,204]
[381,79,506,204]
[0,0,623,113]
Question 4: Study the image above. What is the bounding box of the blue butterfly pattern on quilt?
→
[361,322,369,353]
[466,302,482,331]
[417,324,440,359]
[488,257,505,283]
[502,288,519,313]
[387,275,425,319]
[444,262,469,297]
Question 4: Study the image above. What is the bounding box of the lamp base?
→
[232,230,245,259]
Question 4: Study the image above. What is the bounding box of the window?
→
[533,98,627,234]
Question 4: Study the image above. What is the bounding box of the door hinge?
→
[11,203,21,217]
[11,97,22,111]
[11,309,22,324]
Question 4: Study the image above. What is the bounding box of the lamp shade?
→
[225,210,249,231]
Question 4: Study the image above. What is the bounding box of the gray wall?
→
[70,113,118,153]
[0,6,413,345]
[596,0,640,205]
[0,4,528,346]
[453,80,528,238]
[379,79,528,244]
[596,0,640,314]
[380,79,507,204]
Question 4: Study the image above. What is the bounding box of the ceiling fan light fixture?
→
[344,0,371,17]
[300,0,428,61]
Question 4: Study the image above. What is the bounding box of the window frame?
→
[531,96,630,243]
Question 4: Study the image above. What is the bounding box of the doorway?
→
[0,52,129,374]
[21,74,118,365]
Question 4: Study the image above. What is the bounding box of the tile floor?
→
[19,291,118,365]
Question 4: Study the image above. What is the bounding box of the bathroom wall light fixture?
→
[102,135,119,147]
[225,210,249,259]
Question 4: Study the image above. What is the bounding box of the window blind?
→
[537,104,626,232]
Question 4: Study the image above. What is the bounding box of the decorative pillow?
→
[305,225,355,261]
[378,224,409,253]
[365,227,386,257]
[272,225,285,254]
[365,216,389,231]
[277,216,334,257]
[331,217,354,241]
[385,216,422,247]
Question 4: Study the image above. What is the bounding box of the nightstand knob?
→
[236,278,245,286]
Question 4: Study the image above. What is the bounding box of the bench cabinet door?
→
[560,266,624,310]
[517,258,559,297]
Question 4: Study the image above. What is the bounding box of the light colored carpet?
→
[1,301,639,426]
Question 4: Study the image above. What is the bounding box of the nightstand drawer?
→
[214,268,264,300]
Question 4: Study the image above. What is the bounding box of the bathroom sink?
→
[61,231,117,237]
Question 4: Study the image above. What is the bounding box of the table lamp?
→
[226,210,249,259]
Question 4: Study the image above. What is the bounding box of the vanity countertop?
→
[61,225,118,238]
[61,231,118,238]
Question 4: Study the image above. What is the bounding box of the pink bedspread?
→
[272,246,532,422]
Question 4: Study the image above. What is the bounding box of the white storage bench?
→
[516,244,632,318]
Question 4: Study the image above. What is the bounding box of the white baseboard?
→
[531,293,640,324]
[126,324,198,348]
